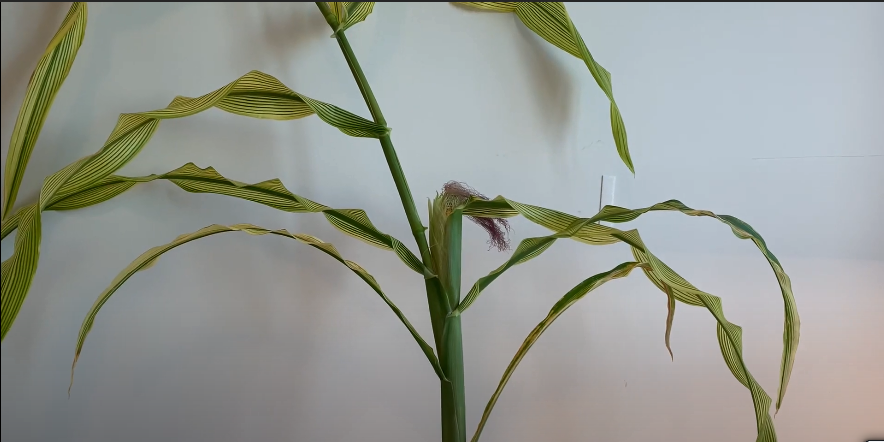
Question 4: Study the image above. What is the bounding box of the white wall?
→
[2,3,882,441]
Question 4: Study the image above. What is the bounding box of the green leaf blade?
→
[470,261,644,442]
[591,201,799,412]
[71,223,445,392]
[457,196,793,440]
[0,205,42,339]
[1,69,391,339]
[462,196,798,413]
[329,2,376,34]
[454,2,634,172]
[627,233,778,442]
[2,2,87,220]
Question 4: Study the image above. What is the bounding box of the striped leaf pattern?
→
[619,229,777,442]
[2,2,87,220]
[0,205,41,339]
[451,217,597,315]
[461,195,797,410]
[70,223,445,392]
[329,2,376,33]
[455,197,794,441]
[583,200,798,412]
[470,261,646,442]
[456,2,634,173]
[2,162,426,274]
[1,71,390,340]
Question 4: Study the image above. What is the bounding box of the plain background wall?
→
[2,2,882,441]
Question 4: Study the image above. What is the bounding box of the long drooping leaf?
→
[456,2,633,173]
[617,229,777,442]
[460,196,798,412]
[470,261,645,442]
[2,2,87,220]
[329,2,376,33]
[70,223,445,392]
[455,198,791,440]
[585,201,798,412]
[471,233,779,441]
[1,71,390,340]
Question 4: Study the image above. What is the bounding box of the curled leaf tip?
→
[442,181,511,251]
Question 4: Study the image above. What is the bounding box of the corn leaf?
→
[2,2,87,220]
[0,206,42,338]
[471,235,779,441]
[470,261,646,442]
[618,229,777,442]
[70,223,445,392]
[585,201,798,412]
[461,197,797,412]
[456,2,633,173]
[0,162,429,342]
[455,198,793,441]
[1,71,391,340]
[329,2,376,33]
[452,217,597,315]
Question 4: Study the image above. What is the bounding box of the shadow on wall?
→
[514,17,577,155]
[0,3,68,125]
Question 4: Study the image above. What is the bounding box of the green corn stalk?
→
[0,3,800,442]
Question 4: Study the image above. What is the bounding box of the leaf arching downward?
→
[455,2,634,173]
[1,70,389,340]
[470,261,645,442]
[2,163,427,277]
[2,2,87,220]
[70,223,445,393]
[620,229,778,442]
[589,201,798,412]
[456,197,793,441]
[460,196,797,413]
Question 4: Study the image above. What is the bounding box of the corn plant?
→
[0,3,799,442]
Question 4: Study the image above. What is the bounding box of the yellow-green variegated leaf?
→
[2,163,427,275]
[585,200,798,412]
[56,69,387,200]
[329,2,376,33]
[1,210,23,240]
[0,205,41,338]
[456,197,793,441]
[462,196,797,411]
[1,71,389,340]
[70,223,445,393]
[456,2,633,173]
[616,229,777,442]
[470,261,645,442]
[451,216,597,315]
[2,2,87,220]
